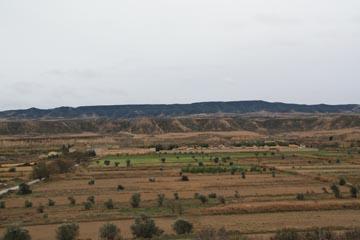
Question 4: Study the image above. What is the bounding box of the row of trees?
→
[1,215,193,240]
[5,224,360,240]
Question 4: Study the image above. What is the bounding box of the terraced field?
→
[1,149,360,239]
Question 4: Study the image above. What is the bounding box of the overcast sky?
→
[0,0,359,110]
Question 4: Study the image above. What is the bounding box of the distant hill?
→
[0,101,359,119]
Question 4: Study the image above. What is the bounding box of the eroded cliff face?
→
[0,115,359,135]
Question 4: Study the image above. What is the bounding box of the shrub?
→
[161,158,166,163]
[273,228,300,240]
[56,222,79,240]
[173,219,193,235]
[117,185,124,191]
[198,195,208,204]
[114,162,120,167]
[8,167,16,172]
[2,225,31,240]
[83,201,92,210]
[17,183,32,195]
[37,204,44,213]
[126,159,131,167]
[104,160,110,166]
[296,193,305,201]
[0,200,5,208]
[174,192,179,200]
[241,171,246,179]
[272,171,276,177]
[32,161,50,179]
[198,161,204,167]
[131,214,163,239]
[218,196,226,204]
[68,196,76,205]
[48,199,55,206]
[88,179,95,185]
[24,200,33,208]
[330,184,341,198]
[130,193,141,208]
[350,185,359,198]
[339,177,346,186]
[104,199,114,209]
[99,223,122,240]
[157,193,165,207]
[181,175,189,181]
[87,196,95,204]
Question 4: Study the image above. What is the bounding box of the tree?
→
[350,185,359,198]
[330,184,341,198]
[2,225,31,240]
[218,196,226,204]
[117,185,124,191]
[32,161,50,179]
[105,199,114,209]
[99,223,122,240]
[83,201,92,210]
[273,228,300,240]
[130,193,141,208]
[131,214,163,238]
[17,183,32,195]
[344,228,360,240]
[24,200,32,208]
[296,193,305,201]
[37,204,44,213]
[56,223,79,240]
[181,175,189,181]
[48,199,55,206]
[157,193,165,207]
[87,196,95,204]
[174,192,179,200]
[197,226,230,240]
[208,193,217,199]
[172,219,193,235]
[339,177,346,186]
[198,195,208,204]
[68,196,76,205]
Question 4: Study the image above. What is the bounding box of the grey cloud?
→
[0,0,359,110]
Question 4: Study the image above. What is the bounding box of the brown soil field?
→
[2,210,360,240]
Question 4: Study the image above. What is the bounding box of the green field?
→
[93,149,349,167]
